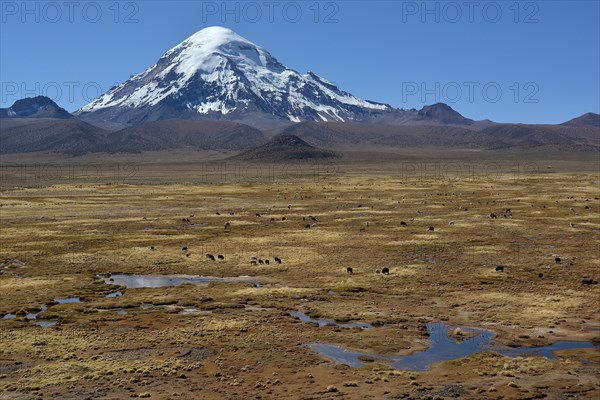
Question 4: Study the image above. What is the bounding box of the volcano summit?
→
[77,27,392,128]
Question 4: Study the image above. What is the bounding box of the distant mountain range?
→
[0,27,598,156]
[1,95,598,155]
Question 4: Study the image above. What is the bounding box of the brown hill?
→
[104,120,266,153]
[561,112,600,127]
[0,118,107,155]
[230,134,339,162]
[478,124,599,150]
[0,96,73,120]
[281,121,599,151]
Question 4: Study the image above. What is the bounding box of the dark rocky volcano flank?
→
[561,112,600,127]
[0,96,73,119]
[230,134,339,162]
[417,103,473,125]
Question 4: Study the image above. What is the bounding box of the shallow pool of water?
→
[106,291,122,298]
[102,274,260,289]
[290,311,374,329]
[308,322,599,371]
[55,298,81,304]
[501,341,599,359]
[35,320,57,328]
[26,306,48,319]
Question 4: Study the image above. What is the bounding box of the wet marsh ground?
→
[1,157,599,399]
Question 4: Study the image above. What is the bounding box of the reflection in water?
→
[35,320,57,328]
[26,306,48,319]
[290,311,374,329]
[102,274,260,288]
[308,323,599,371]
[55,298,81,304]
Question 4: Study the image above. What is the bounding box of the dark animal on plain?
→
[288,205,291,209]
[206,254,215,261]
[270,218,275,221]
[274,257,282,264]
[150,246,155,250]
[256,213,261,217]
[258,259,264,264]
[218,255,224,260]
[585,205,590,209]
[250,260,257,266]
[400,221,408,227]
[489,213,497,218]
[582,279,598,285]
[555,257,561,263]
[538,273,544,278]
[216,212,220,215]
[182,246,188,251]
[282,217,286,221]
[186,253,190,258]
[382,267,390,275]
[305,224,311,229]
[505,209,511,213]
[347,267,353,274]
[265,260,270,265]
[230,212,234,215]
[310,216,318,222]
[182,218,191,222]
[428,227,434,232]
[496,265,504,272]
[358,205,362,208]
[224,221,230,230]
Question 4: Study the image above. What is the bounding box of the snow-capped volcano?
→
[78,26,391,127]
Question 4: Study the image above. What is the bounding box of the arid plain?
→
[1,150,599,399]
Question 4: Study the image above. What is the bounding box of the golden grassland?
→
[0,169,599,399]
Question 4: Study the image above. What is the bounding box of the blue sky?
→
[1,0,598,124]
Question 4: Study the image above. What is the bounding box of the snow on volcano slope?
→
[78,26,391,125]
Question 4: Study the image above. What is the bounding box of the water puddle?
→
[55,298,81,304]
[290,311,374,329]
[501,341,599,359]
[116,310,128,315]
[3,306,47,320]
[307,322,599,371]
[35,320,57,328]
[26,306,48,319]
[106,291,123,298]
[101,274,260,289]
